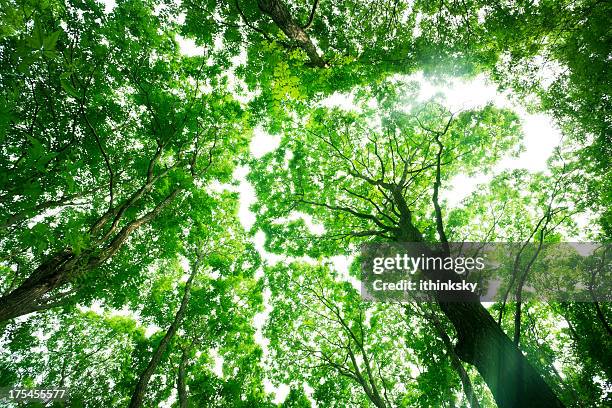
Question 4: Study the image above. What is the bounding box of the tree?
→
[128,196,262,407]
[250,85,565,407]
[0,0,250,322]
[479,0,611,238]
[0,193,267,407]
[414,302,481,408]
[266,262,475,407]
[0,308,146,406]
[0,1,609,407]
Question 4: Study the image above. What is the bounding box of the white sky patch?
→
[407,73,562,206]
[329,255,360,291]
[530,55,565,90]
[234,166,257,230]
[175,12,186,25]
[175,34,206,57]
[208,348,224,377]
[303,382,317,407]
[109,305,141,320]
[78,300,104,315]
[320,91,360,111]
[264,381,290,404]
[144,324,161,338]
[250,127,282,158]
[161,388,177,408]
[253,283,291,404]
[511,112,559,172]
[253,287,272,362]
[443,108,561,206]
[99,0,116,14]
[413,72,509,111]
[412,12,423,37]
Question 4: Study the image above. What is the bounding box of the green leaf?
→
[42,30,61,51]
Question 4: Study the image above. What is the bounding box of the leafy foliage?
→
[0,0,609,407]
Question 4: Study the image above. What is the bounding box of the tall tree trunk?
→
[513,301,522,345]
[128,261,198,408]
[257,0,327,67]
[395,224,564,407]
[177,348,189,408]
[439,301,564,408]
[0,250,79,322]
[593,300,612,336]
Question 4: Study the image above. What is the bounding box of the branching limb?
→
[302,0,319,29]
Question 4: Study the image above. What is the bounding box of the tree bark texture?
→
[257,0,327,67]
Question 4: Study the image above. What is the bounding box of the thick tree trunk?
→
[439,301,564,408]
[394,230,564,407]
[0,188,181,324]
[0,250,80,322]
[257,0,326,67]
[128,264,198,408]
[424,258,563,407]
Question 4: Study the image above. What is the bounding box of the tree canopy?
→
[0,0,610,407]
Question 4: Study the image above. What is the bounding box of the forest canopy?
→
[0,0,610,407]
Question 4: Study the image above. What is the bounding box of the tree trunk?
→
[394,229,564,407]
[128,263,198,408]
[0,188,181,323]
[257,0,327,67]
[439,301,564,408]
[177,349,188,408]
[0,250,80,322]
[513,301,522,345]
[593,300,612,336]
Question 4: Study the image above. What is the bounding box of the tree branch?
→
[302,0,319,29]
